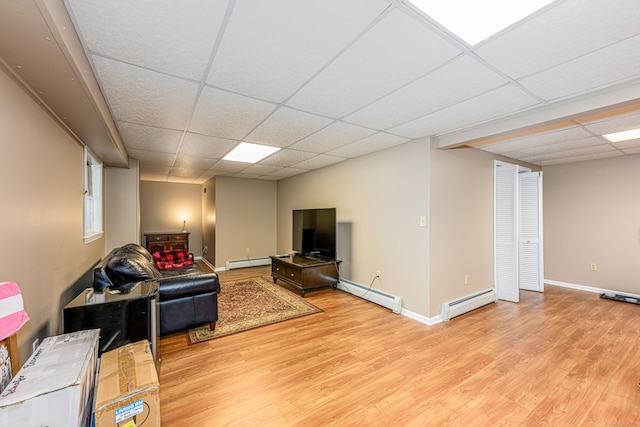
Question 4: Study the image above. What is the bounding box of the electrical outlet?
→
[246,247,250,255]
[464,274,469,285]
[32,338,39,354]
[376,270,381,278]
[590,263,598,271]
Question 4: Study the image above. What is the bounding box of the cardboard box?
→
[94,340,159,427]
[0,329,100,426]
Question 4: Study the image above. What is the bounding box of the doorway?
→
[494,161,544,302]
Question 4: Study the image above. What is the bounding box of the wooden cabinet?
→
[144,232,189,254]
[271,255,341,297]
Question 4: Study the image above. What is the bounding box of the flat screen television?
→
[292,208,336,259]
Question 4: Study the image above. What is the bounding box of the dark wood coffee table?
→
[270,255,341,297]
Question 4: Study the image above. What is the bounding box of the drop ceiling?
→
[1,0,639,183]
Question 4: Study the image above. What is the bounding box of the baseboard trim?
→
[546,279,640,299]
[402,309,442,326]
[338,279,402,313]
[198,257,215,271]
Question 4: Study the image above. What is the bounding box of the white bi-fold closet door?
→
[494,161,544,303]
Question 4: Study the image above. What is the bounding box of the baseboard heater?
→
[338,279,402,314]
[441,288,497,321]
[225,257,271,270]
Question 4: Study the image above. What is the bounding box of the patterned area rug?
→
[187,276,322,344]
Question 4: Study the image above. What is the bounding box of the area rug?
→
[187,276,322,344]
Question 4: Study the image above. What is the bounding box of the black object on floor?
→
[600,293,640,305]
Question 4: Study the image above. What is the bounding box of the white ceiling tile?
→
[127,149,175,167]
[244,107,333,147]
[258,149,317,167]
[179,133,238,159]
[197,170,221,180]
[208,0,390,102]
[622,147,640,155]
[117,122,183,153]
[507,136,605,159]
[286,9,461,118]
[92,56,198,129]
[169,166,206,179]
[327,133,410,158]
[189,87,277,139]
[290,121,377,153]
[475,0,640,79]
[519,35,640,101]
[28,0,640,180]
[521,143,618,163]
[481,126,593,154]
[139,165,171,176]
[583,109,640,135]
[292,155,346,170]
[67,0,226,80]
[209,160,249,173]
[344,55,507,129]
[613,138,640,150]
[267,168,309,179]
[172,155,217,170]
[389,85,540,138]
[240,164,283,176]
[536,150,623,166]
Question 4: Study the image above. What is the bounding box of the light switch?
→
[419,216,427,227]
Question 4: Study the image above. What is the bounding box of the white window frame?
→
[84,147,104,244]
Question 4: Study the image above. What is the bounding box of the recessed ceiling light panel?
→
[223,142,280,163]
[603,128,640,143]
[409,0,555,45]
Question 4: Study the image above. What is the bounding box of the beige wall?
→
[105,159,140,252]
[278,140,543,318]
[0,66,104,362]
[139,181,203,256]
[429,147,496,315]
[428,147,540,315]
[278,139,431,315]
[544,155,640,295]
[214,176,277,267]
[201,177,216,265]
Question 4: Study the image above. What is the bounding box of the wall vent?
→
[441,288,497,321]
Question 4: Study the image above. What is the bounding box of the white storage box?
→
[0,329,100,427]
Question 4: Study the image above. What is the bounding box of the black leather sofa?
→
[93,243,220,336]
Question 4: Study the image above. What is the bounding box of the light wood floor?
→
[158,266,640,426]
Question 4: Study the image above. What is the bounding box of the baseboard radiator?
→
[225,257,271,270]
[441,288,497,321]
[338,279,403,314]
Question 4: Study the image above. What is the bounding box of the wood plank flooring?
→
[158,266,640,426]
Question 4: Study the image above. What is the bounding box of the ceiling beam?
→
[35,0,129,167]
[432,78,640,149]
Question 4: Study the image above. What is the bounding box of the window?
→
[84,147,103,243]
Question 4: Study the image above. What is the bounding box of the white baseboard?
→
[225,257,271,270]
[545,279,640,299]
[338,279,402,313]
[402,309,442,326]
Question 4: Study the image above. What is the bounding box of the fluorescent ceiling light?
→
[409,0,555,45]
[222,142,280,163]
[603,128,640,143]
